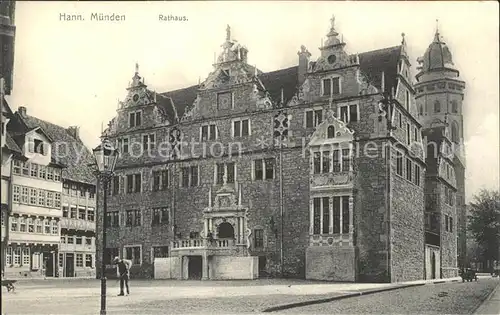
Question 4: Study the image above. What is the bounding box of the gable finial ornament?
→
[330,14,335,30]
[226,24,231,41]
[401,32,406,46]
[135,62,139,74]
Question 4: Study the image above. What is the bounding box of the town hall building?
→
[96,16,466,282]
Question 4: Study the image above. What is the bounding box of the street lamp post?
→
[92,139,119,315]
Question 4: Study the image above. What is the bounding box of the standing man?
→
[113,257,132,296]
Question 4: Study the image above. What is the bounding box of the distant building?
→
[0,0,16,95]
[4,106,96,279]
[415,28,467,277]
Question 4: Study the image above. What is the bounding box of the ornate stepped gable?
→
[105,19,411,127]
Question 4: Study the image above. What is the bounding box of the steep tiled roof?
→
[359,46,402,94]
[4,132,22,153]
[18,115,96,185]
[158,46,402,121]
[258,66,299,106]
[160,85,199,123]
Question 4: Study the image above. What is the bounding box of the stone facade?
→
[96,17,464,282]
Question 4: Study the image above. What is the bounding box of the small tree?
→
[468,189,500,271]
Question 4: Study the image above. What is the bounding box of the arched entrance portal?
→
[217,222,235,239]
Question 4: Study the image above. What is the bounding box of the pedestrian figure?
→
[113,257,132,296]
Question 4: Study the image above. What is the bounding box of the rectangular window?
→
[322,78,332,96]
[6,246,13,266]
[322,151,331,174]
[405,90,410,111]
[129,111,142,128]
[13,160,21,174]
[39,166,46,179]
[413,127,418,142]
[120,137,129,154]
[35,219,42,233]
[190,166,199,186]
[46,192,54,208]
[313,198,321,235]
[332,150,340,172]
[232,119,250,137]
[313,152,321,174]
[87,208,95,222]
[19,217,26,232]
[54,193,61,208]
[445,214,449,232]
[406,158,412,181]
[126,210,141,227]
[414,165,421,186]
[85,254,93,267]
[305,109,323,128]
[254,229,264,248]
[332,77,340,95]
[86,237,92,245]
[322,197,329,234]
[134,174,141,193]
[215,163,235,184]
[341,149,351,172]
[112,176,120,195]
[200,124,217,141]
[333,197,341,234]
[67,235,74,244]
[44,220,51,234]
[264,158,275,180]
[37,190,45,206]
[89,187,95,199]
[126,175,133,193]
[396,151,403,176]
[62,206,69,218]
[46,168,54,181]
[34,139,45,155]
[254,159,263,180]
[106,211,120,228]
[181,167,189,187]
[339,105,358,123]
[342,196,350,234]
[29,188,37,205]
[161,170,169,190]
[152,246,169,259]
[70,206,77,219]
[142,133,156,151]
[449,217,453,233]
[406,123,411,145]
[54,169,61,182]
[31,163,38,177]
[125,246,142,265]
[152,207,169,226]
[27,218,34,233]
[76,254,83,267]
[13,247,21,266]
[78,208,86,220]
[22,247,30,266]
[76,236,82,245]
[51,221,58,235]
[22,162,29,176]
[21,187,29,203]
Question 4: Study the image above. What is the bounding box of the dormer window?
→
[327,126,335,138]
[322,77,340,96]
[129,111,142,128]
[34,139,45,155]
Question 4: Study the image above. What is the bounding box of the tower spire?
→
[434,19,440,42]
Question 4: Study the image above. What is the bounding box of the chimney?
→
[297,45,311,86]
[18,106,27,117]
[67,126,80,140]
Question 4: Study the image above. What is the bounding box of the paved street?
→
[2,278,497,314]
[0,278,400,314]
[277,278,500,314]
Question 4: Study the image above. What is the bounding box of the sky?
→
[7,1,499,201]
